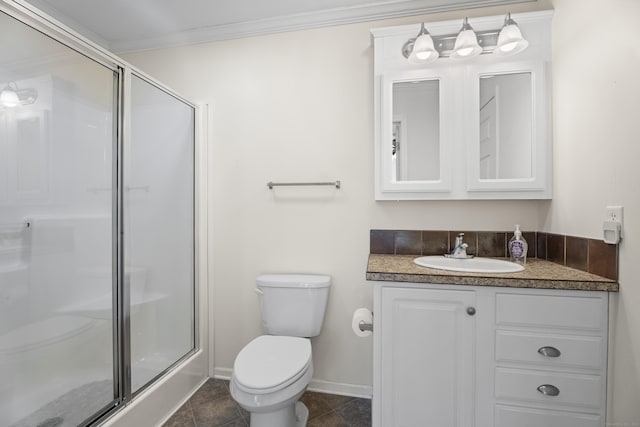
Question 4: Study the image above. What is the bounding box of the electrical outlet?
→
[605,205,624,223]
[604,205,624,241]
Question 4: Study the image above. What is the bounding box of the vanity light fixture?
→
[402,13,528,64]
[407,23,439,65]
[495,13,529,56]
[0,82,38,108]
[451,17,482,59]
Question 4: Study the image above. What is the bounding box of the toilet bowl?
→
[229,274,331,427]
[230,336,313,426]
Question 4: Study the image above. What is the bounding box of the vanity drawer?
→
[496,330,604,369]
[495,404,602,427]
[495,293,605,331]
[495,367,603,409]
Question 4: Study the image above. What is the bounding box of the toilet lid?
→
[233,335,311,393]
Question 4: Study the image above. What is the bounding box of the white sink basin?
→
[414,256,524,273]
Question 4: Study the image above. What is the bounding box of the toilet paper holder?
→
[358,320,373,332]
[352,308,373,337]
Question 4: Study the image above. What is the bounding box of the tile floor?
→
[162,378,371,427]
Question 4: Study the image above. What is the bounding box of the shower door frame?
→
[0,1,210,426]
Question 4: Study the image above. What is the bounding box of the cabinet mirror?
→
[478,72,532,180]
[392,79,440,182]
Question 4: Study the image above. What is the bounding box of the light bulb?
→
[456,46,475,57]
[499,41,518,52]
[0,86,19,108]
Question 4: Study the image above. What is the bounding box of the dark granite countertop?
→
[366,254,619,292]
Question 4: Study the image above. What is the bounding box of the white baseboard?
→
[307,379,372,399]
[214,367,233,380]
[213,366,372,399]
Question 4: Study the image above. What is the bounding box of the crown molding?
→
[111,0,534,53]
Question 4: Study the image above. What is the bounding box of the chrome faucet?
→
[445,233,474,259]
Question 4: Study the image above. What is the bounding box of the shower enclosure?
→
[0,3,204,426]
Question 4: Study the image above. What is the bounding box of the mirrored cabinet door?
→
[378,70,453,196]
[478,72,532,180]
[466,62,550,195]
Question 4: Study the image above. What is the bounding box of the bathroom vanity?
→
[367,254,618,427]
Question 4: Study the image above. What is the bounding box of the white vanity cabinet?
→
[372,283,609,427]
[493,292,609,427]
[376,286,476,427]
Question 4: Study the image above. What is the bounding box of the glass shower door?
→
[0,11,118,427]
[127,75,195,393]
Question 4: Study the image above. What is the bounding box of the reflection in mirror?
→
[392,79,439,181]
[16,115,43,193]
[479,72,532,180]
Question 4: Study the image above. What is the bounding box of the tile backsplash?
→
[370,229,618,281]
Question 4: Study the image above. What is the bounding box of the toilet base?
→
[249,401,309,427]
[295,401,309,426]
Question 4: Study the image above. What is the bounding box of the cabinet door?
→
[380,287,476,427]
[377,69,456,198]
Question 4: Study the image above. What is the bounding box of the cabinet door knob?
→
[537,384,560,396]
[466,306,476,316]
[538,346,561,357]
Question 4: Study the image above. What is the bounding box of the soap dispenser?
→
[509,225,528,265]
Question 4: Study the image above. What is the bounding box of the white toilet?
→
[230,274,331,427]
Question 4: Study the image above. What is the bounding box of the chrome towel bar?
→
[267,180,341,189]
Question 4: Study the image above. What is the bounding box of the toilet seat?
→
[233,335,311,394]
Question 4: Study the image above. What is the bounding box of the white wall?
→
[123,0,640,422]
[543,0,640,424]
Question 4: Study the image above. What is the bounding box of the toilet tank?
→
[257,274,331,337]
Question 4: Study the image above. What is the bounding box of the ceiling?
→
[22,0,532,53]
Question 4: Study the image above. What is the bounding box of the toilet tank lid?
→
[257,274,331,288]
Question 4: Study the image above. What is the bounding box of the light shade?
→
[408,23,439,65]
[451,18,482,59]
[0,85,19,108]
[495,13,528,56]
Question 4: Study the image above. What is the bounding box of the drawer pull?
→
[538,346,561,358]
[537,384,560,396]
[466,306,476,316]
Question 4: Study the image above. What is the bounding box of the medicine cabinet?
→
[372,10,552,200]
